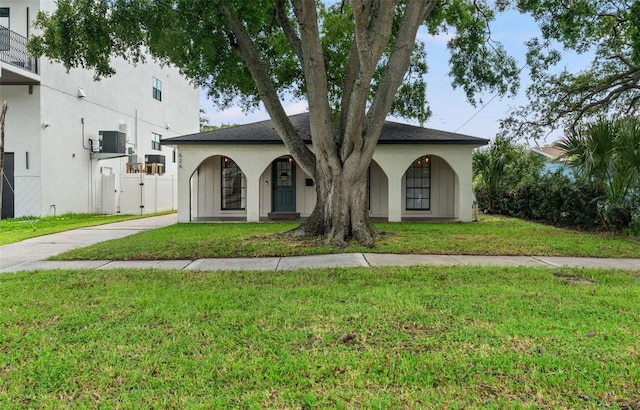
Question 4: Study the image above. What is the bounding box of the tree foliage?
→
[502,0,640,139]
[199,109,236,132]
[472,136,544,213]
[557,117,640,231]
[29,0,521,245]
[473,137,602,229]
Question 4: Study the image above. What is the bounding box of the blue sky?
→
[199,9,591,143]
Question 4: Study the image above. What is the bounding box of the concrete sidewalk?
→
[2,214,640,273]
[3,253,640,273]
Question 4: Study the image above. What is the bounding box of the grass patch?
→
[0,212,174,246]
[1,265,639,408]
[51,215,640,260]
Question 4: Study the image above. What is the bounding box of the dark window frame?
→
[0,8,9,29]
[152,77,162,101]
[0,8,9,53]
[221,157,246,211]
[405,156,431,211]
[151,132,161,151]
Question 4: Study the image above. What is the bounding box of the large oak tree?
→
[504,0,640,139]
[30,0,520,246]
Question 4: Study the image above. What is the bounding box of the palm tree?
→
[473,137,543,213]
[557,117,640,228]
[473,137,517,212]
[616,118,640,198]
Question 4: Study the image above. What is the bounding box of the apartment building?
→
[0,0,199,218]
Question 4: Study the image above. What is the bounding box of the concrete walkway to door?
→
[0,214,178,272]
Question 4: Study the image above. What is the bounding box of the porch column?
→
[387,174,402,222]
[177,162,191,223]
[246,173,261,222]
[457,162,473,222]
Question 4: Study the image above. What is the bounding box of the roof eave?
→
[376,139,489,146]
[163,139,489,146]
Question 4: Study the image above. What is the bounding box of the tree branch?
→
[223,6,316,178]
[339,40,360,138]
[275,0,304,64]
[341,0,397,161]
[363,0,437,157]
[291,0,339,174]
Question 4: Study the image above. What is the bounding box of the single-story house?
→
[162,113,488,223]
[532,145,571,176]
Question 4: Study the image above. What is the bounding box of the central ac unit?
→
[99,131,126,154]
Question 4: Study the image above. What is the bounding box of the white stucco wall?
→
[373,144,474,222]
[172,142,479,223]
[0,0,39,37]
[175,144,293,222]
[2,84,42,216]
[369,161,389,218]
[34,58,197,215]
[1,0,199,217]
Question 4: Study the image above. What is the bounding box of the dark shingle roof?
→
[163,113,488,146]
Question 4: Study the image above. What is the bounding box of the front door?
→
[272,158,296,212]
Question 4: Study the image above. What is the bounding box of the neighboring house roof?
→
[532,146,565,160]
[163,113,489,146]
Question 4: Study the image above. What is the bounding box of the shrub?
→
[473,143,603,230]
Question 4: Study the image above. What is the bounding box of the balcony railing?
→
[0,26,38,74]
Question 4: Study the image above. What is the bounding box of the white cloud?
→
[202,99,308,127]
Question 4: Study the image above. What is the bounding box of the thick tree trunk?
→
[289,150,377,247]
[226,0,433,247]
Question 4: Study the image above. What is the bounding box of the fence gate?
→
[101,174,116,214]
[119,173,145,214]
[115,173,176,215]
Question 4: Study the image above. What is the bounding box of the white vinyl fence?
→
[100,173,177,215]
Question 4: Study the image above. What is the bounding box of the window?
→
[172,149,176,163]
[0,8,9,28]
[151,132,161,150]
[221,157,246,210]
[0,8,9,52]
[406,156,431,210]
[152,77,162,101]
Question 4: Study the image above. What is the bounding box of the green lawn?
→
[0,212,174,246]
[1,266,639,408]
[51,215,640,260]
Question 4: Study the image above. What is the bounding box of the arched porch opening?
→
[401,154,458,220]
[190,154,248,221]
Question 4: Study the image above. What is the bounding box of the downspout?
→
[81,117,91,212]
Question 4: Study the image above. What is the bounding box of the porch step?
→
[268,212,301,220]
